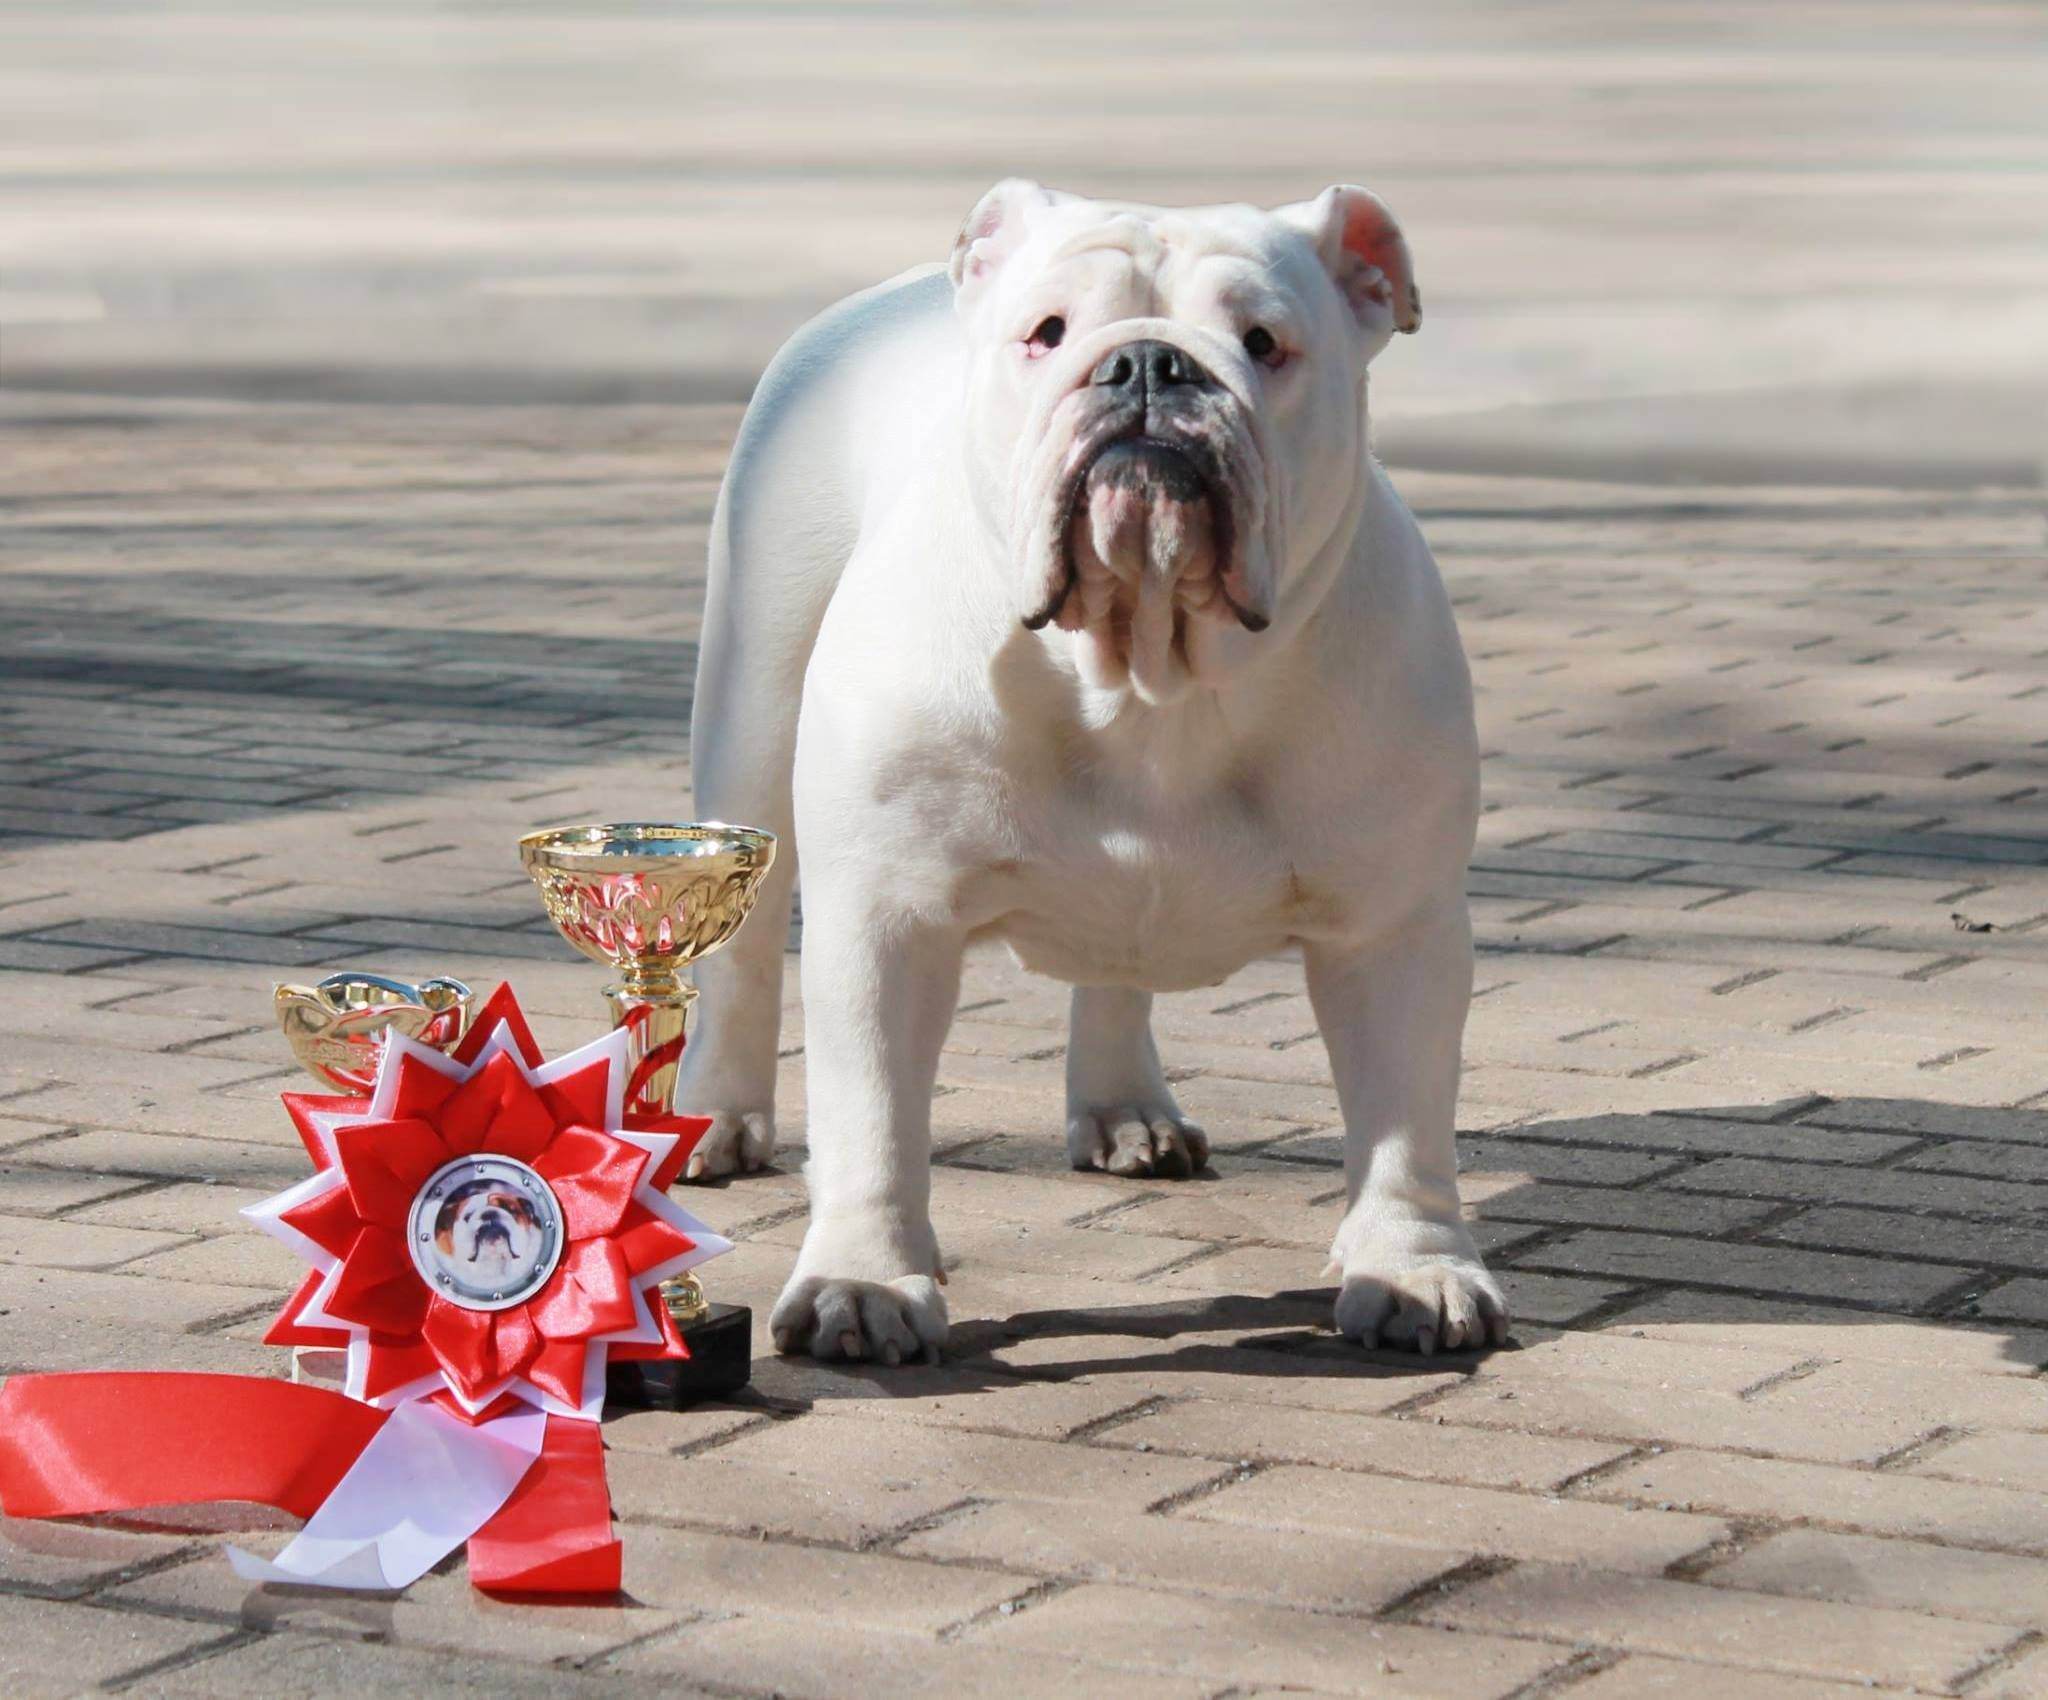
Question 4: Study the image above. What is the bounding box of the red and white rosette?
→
[0,985,729,1595]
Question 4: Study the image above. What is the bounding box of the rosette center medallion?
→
[408,1154,564,1312]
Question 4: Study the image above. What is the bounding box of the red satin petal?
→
[612,1203,696,1279]
[327,1225,429,1335]
[422,1299,500,1404]
[492,1303,542,1382]
[524,1339,590,1410]
[333,1117,449,1227]
[437,1052,557,1160]
[450,984,546,1070]
[533,1126,645,1239]
[531,1239,638,1341]
[439,1389,529,1426]
[360,1336,444,1404]
[388,1050,463,1121]
[609,1286,688,1363]
[279,1177,361,1261]
[261,1268,352,1348]
[538,1058,613,1135]
[624,1111,712,1189]
[281,1092,363,1169]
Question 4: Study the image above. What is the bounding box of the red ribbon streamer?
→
[0,1372,618,1596]
[0,1374,387,1520]
[466,1412,620,1594]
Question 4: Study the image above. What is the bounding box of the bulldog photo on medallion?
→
[409,1155,564,1311]
[673,180,1506,1364]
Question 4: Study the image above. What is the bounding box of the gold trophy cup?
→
[274,973,475,1094]
[272,973,475,1391]
[518,821,776,1405]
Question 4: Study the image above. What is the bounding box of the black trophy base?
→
[607,1303,752,1407]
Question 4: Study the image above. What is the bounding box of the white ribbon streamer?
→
[228,1400,546,1590]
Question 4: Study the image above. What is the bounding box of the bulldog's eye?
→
[1025,315,1066,357]
[1242,325,1284,369]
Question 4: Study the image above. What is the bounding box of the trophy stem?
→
[604,980,696,1120]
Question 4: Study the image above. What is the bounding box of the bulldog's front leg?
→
[1305,899,1508,1354]
[768,888,960,1364]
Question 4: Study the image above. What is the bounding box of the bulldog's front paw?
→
[1067,1104,1210,1178]
[1334,1221,1508,1354]
[681,1108,775,1182]
[770,1273,948,1364]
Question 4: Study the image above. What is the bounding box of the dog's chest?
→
[971,775,1360,990]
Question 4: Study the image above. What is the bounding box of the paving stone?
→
[0,1590,234,1699]
[618,1523,1035,1634]
[1979,1280,2048,1325]
[145,1634,696,1697]
[1977,1641,2048,1700]
[897,1497,1461,1614]
[969,1582,1566,1697]
[1189,1464,1725,1572]
[1764,1205,2048,1274]
[1908,1431,2048,1495]
[1564,1653,1920,1699]
[107,1548,682,1664]
[603,1446,968,1550]
[1420,1562,2016,1690]
[62,1179,269,1234]
[1709,1526,2048,1627]
[613,1614,1212,1699]
[0,1516,202,1601]
[1421,1369,1932,1468]
[1668,1154,2048,1221]
[0,1212,188,1272]
[1591,1448,2048,1554]
[1514,1229,1975,1311]
[1748,1359,2048,1443]
[1598,1293,2048,1376]
[1098,1399,1630,1491]
[0,1163,144,1217]
[695,1415,1229,1513]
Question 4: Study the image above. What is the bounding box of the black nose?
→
[1089,338,1210,401]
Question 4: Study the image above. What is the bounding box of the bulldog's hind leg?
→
[673,375,857,1179]
[1064,986,1210,1178]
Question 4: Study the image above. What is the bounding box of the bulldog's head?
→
[951,180,1420,703]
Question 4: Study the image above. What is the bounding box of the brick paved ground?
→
[5,2,2048,1697]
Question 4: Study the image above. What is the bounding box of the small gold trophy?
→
[518,821,776,1405]
[272,973,476,1390]
[274,973,475,1094]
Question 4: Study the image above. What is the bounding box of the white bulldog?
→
[675,180,1506,1361]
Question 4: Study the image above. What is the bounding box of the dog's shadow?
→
[723,1091,2048,1414]
[729,1286,1478,1417]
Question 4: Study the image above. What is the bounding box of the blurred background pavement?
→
[3,0,2044,487]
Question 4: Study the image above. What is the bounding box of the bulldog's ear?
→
[1279,185,1421,335]
[950,178,1061,295]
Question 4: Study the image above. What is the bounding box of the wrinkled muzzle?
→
[1010,322,1280,701]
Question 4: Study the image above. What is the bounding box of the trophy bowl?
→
[274,972,474,1094]
[517,821,777,998]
